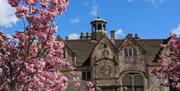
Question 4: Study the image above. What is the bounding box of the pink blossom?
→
[160,44,167,48]
[151,34,180,89]
[73,82,80,88]
[176,83,180,90]
[0,0,76,90]
[87,81,94,91]
[87,81,94,87]
[8,0,19,7]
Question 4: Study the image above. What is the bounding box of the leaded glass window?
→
[122,74,144,91]
[134,76,143,91]
[123,76,132,91]
[129,48,133,56]
[124,48,128,57]
[123,47,138,57]
[133,48,137,56]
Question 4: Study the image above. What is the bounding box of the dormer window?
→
[123,47,137,57]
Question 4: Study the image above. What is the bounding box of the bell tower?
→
[91,17,107,40]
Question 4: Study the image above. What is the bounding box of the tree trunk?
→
[10,81,17,91]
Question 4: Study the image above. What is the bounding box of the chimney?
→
[110,30,115,40]
[85,32,90,40]
[127,34,133,38]
[65,36,69,40]
[134,33,140,39]
[80,32,84,40]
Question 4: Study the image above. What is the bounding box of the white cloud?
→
[148,0,165,6]
[84,0,99,16]
[90,5,98,16]
[0,0,18,27]
[82,2,89,6]
[115,29,125,38]
[128,0,133,2]
[172,24,180,37]
[69,18,80,24]
[68,33,80,39]
[127,0,165,6]
[90,0,98,16]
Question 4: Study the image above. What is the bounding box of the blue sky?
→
[0,0,180,39]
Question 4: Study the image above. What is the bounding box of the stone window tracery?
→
[122,73,144,91]
[123,47,138,57]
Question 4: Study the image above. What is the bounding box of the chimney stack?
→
[134,33,140,39]
[65,36,69,40]
[127,34,133,38]
[80,32,84,40]
[110,30,115,40]
[85,32,90,40]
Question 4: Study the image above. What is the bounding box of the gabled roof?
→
[136,39,164,64]
[116,38,164,64]
[93,35,119,50]
[64,34,166,66]
[56,35,75,54]
[118,34,146,54]
[65,40,97,66]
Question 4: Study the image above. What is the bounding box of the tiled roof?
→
[65,38,165,66]
[136,39,164,64]
[65,40,97,66]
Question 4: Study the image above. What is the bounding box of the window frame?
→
[123,47,138,57]
[122,73,144,91]
[82,71,91,81]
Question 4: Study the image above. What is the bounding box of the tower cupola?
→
[91,17,107,40]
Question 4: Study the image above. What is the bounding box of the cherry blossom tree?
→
[0,0,82,91]
[151,33,180,90]
[87,81,94,91]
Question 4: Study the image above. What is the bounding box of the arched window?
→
[122,73,144,91]
[134,76,143,91]
[123,75,132,91]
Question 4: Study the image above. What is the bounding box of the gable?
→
[91,35,119,62]
[119,34,146,54]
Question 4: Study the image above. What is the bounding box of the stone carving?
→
[102,50,109,57]
[95,59,114,78]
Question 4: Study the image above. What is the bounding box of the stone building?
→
[57,17,177,91]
